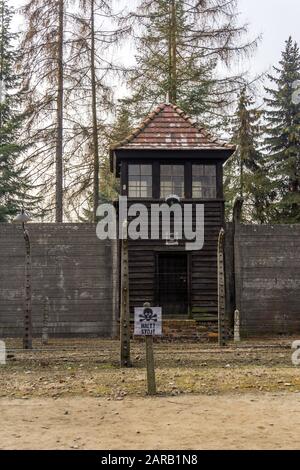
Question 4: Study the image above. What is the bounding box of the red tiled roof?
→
[110,103,235,151]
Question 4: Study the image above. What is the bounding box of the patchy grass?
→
[1,337,299,399]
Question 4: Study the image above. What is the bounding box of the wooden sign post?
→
[134,303,162,396]
[145,335,156,395]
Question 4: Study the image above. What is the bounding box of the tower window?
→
[192,165,216,198]
[160,165,184,198]
[128,164,152,197]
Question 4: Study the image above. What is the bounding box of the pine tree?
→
[264,37,300,223]
[0,0,39,222]
[109,104,132,147]
[123,0,257,121]
[71,104,130,221]
[63,0,122,220]
[68,0,112,221]
[19,0,67,221]
[224,87,270,223]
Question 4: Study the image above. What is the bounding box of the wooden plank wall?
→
[235,224,300,335]
[127,200,224,318]
[0,224,118,337]
[191,201,223,318]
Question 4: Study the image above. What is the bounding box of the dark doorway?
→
[157,253,188,316]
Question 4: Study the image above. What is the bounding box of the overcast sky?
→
[11,0,300,95]
[238,0,300,76]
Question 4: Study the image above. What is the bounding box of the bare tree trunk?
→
[170,0,177,103]
[91,0,100,222]
[0,1,4,130]
[240,151,244,198]
[168,3,172,100]
[56,0,64,222]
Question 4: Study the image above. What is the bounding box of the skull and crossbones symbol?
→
[139,307,157,322]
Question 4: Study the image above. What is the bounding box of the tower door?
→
[157,253,188,316]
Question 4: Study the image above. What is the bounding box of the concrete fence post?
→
[42,297,49,345]
[234,309,241,342]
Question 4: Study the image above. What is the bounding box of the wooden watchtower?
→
[110,102,235,321]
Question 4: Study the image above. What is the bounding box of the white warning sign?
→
[134,307,162,336]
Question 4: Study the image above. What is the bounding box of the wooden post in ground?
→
[145,335,156,395]
[120,221,131,367]
[134,303,160,395]
[143,302,156,395]
[217,228,226,347]
[232,197,244,340]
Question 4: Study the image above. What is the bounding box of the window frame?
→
[123,160,221,200]
[160,164,185,199]
[128,163,153,198]
[192,164,217,199]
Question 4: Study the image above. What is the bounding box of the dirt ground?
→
[1,337,300,450]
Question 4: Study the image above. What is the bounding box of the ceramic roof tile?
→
[110,103,235,152]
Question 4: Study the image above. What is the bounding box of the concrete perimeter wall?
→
[233,224,300,336]
[1,222,300,338]
[0,224,118,337]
